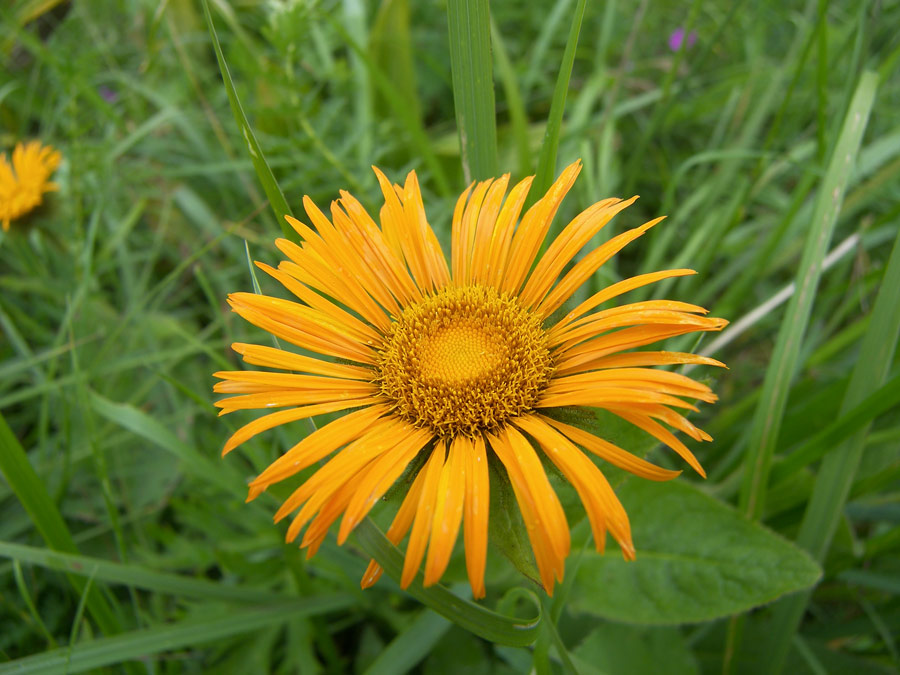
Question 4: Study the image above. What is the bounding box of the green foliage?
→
[1,0,899,672]
[570,480,821,624]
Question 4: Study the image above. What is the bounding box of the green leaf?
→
[447,0,498,181]
[569,479,821,625]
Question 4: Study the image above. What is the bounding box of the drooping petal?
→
[424,435,467,586]
[401,442,447,589]
[361,466,429,588]
[463,434,490,599]
[514,415,634,558]
[338,427,432,542]
[537,414,680,481]
[487,426,570,593]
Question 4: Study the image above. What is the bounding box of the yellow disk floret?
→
[377,284,554,437]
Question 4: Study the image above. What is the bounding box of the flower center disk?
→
[376,285,553,437]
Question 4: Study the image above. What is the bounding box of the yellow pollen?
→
[376,285,553,437]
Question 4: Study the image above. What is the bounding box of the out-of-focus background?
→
[1,0,898,672]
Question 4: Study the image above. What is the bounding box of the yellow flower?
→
[215,161,727,598]
[0,141,62,231]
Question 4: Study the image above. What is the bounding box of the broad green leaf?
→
[571,624,699,675]
[569,479,821,624]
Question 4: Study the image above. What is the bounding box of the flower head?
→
[0,141,62,231]
[215,161,727,597]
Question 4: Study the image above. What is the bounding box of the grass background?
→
[1,0,899,672]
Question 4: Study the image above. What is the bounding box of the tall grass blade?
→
[447,0,498,181]
[756,184,900,673]
[738,71,878,520]
[0,600,354,675]
[201,0,296,240]
[0,412,122,638]
[529,0,586,214]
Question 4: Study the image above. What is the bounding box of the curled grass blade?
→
[354,518,541,647]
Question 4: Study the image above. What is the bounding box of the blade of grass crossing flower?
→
[354,517,541,647]
[738,71,878,520]
[0,601,355,675]
[200,0,296,240]
[363,608,451,675]
[757,199,900,674]
[529,0,586,217]
[0,412,123,638]
[447,0,498,181]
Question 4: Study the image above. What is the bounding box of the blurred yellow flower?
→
[0,141,61,231]
[215,161,727,598]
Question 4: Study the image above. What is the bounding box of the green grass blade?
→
[363,607,451,675]
[354,518,541,647]
[447,0,498,181]
[757,185,900,673]
[0,600,354,675]
[0,541,290,604]
[201,0,296,240]
[738,71,878,520]
[0,411,122,638]
[529,0,586,213]
[770,372,900,484]
[88,391,248,502]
